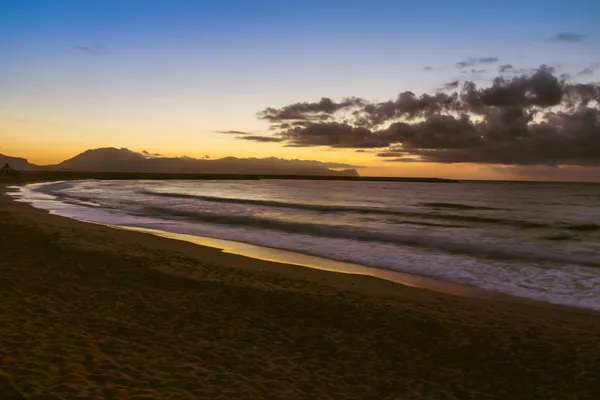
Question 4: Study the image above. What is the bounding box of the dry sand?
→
[1,184,600,399]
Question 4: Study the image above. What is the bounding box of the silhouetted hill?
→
[51,148,360,177]
[0,154,42,170]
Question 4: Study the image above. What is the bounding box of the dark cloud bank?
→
[229,66,600,166]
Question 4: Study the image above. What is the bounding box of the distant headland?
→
[1,147,457,183]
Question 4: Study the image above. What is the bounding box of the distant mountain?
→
[49,148,360,177]
[0,154,42,170]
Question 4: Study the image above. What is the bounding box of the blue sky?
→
[1,0,599,179]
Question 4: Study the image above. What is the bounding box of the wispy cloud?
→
[141,150,164,158]
[549,33,587,43]
[72,43,105,53]
[577,68,594,77]
[215,130,251,135]
[576,63,599,77]
[382,157,422,163]
[456,57,499,69]
[498,64,515,73]
[442,80,460,90]
[237,135,283,143]
[377,151,406,157]
[497,64,546,75]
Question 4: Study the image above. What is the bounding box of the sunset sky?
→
[1,0,599,181]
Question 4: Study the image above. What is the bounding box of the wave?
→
[140,190,389,213]
[389,220,467,228]
[139,190,597,231]
[421,202,498,210]
[543,234,573,241]
[565,223,600,232]
[33,185,599,233]
[137,205,600,268]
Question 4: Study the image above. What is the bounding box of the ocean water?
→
[11,179,600,310]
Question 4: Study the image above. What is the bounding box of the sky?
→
[1,0,599,181]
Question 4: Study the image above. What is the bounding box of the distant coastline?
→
[2,170,459,184]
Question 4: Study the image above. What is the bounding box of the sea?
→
[10,179,600,310]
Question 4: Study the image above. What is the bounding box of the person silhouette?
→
[1,163,18,176]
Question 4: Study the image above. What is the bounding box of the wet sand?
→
[111,225,506,301]
[1,184,600,399]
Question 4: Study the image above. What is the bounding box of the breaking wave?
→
[138,205,600,268]
[140,190,599,231]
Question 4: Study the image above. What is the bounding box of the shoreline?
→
[8,182,579,311]
[4,182,599,318]
[113,225,504,300]
[9,181,598,313]
[2,182,600,399]
[5,183,510,304]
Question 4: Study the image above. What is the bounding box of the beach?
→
[1,184,600,399]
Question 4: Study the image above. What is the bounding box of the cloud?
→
[424,66,433,71]
[258,97,366,121]
[559,72,572,80]
[576,64,599,77]
[243,65,600,166]
[443,80,461,90]
[476,57,499,64]
[237,135,284,143]
[141,150,164,158]
[577,68,594,77]
[73,43,105,53]
[555,64,599,81]
[550,33,587,43]
[216,130,252,135]
[376,151,406,157]
[498,64,515,73]
[498,65,543,75]
[382,157,422,163]
[456,57,499,69]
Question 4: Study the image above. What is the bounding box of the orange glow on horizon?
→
[1,139,507,181]
[2,117,598,182]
